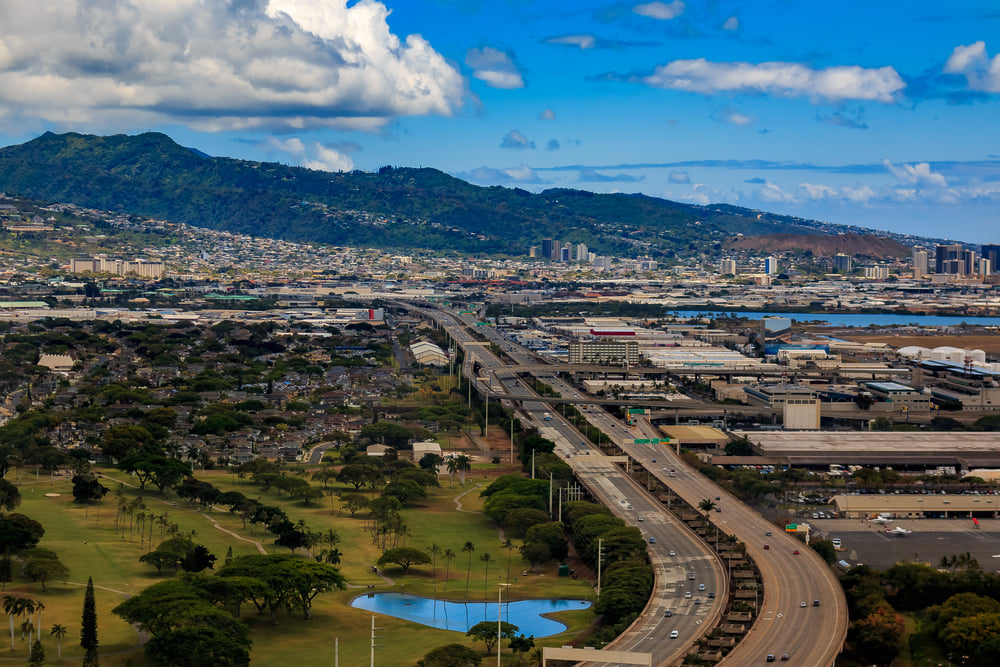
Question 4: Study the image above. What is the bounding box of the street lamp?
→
[497,583,512,667]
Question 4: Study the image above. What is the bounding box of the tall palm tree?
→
[50,624,67,660]
[32,601,43,642]
[502,538,515,583]
[462,541,475,596]
[3,594,19,650]
[18,599,35,640]
[429,544,441,592]
[455,454,472,486]
[480,552,493,603]
[445,457,459,487]
[442,549,456,594]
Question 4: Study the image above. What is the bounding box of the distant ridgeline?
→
[0,131,880,256]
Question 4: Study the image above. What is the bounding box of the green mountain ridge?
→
[0,131,861,256]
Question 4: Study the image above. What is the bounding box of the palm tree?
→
[462,541,475,597]
[480,552,493,603]
[19,619,32,644]
[698,499,717,513]
[18,599,35,640]
[50,624,66,660]
[502,538,515,583]
[32,601,43,642]
[442,548,456,594]
[429,544,442,592]
[455,454,472,486]
[445,457,460,487]
[3,594,19,650]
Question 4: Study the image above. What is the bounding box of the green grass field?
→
[2,465,595,665]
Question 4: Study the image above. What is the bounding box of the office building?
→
[541,238,555,261]
[720,259,737,276]
[912,247,928,277]
[981,244,1000,274]
[935,243,963,274]
[833,253,853,273]
[765,256,778,275]
[576,243,588,261]
[560,243,572,262]
[568,340,639,365]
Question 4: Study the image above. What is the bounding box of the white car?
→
[669,550,676,557]
[637,515,644,521]
[684,591,692,599]
[670,630,679,638]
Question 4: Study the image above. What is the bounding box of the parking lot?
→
[810,517,1000,571]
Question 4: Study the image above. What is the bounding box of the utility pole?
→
[597,538,604,597]
[370,616,382,667]
[497,583,511,667]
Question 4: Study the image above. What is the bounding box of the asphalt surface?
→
[812,517,1000,571]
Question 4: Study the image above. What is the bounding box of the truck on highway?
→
[543,412,552,421]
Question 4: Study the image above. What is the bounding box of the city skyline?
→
[0,1,998,242]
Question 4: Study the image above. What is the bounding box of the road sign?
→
[633,438,672,445]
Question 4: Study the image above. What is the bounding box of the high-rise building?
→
[963,249,978,275]
[834,253,853,273]
[575,243,588,261]
[935,243,963,274]
[528,246,540,258]
[981,244,1000,274]
[912,247,929,277]
[560,243,572,262]
[541,238,555,261]
[764,257,778,275]
[720,259,737,275]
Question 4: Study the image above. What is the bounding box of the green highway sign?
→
[633,438,671,445]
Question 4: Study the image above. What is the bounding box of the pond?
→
[350,593,591,637]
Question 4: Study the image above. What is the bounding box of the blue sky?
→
[1,0,999,243]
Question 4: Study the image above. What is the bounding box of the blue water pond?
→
[350,593,591,637]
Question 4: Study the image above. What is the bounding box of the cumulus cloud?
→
[0,0,464,133]
[466,47,524,89]
[633,1,686,20]
[722,17,739,31]
[668,170,690,183]
[636,59,905,103]
[539,108,556,120]
[266,137,355,172]
[500,130,535,150]
[943,41,1000,93]
[882,159,948,187]
[758,182,796,202]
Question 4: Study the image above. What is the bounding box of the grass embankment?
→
[6,464,594,665]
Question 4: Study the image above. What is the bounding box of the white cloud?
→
[799,183,837,200]
[726,111,753,126]
[943,41,1000,93]
[0,0,464,133]
[500,130,535,150]
[639,59,904,103]
[722,17,739,31]
[668,170,690,183]
[758,182,796,202]
[465,47,524,89]
[882,159,948,187]
[539,108,556,120]
[633,1,686,20]
[266,136,354,172]
[545,35,597,50]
